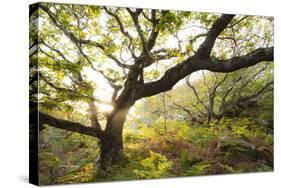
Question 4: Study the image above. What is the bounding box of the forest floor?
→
[39,117,273,185]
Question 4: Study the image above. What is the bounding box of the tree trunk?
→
[99,107,130,168]
[99,132,124,169]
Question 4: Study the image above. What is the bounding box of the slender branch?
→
[39,72,111,105]
[103,7,136,58]
[219,80,273,116]
[104,7,132,41]
[40,40,73,64]
[202,71,211,92]
[239,81,273,102]
[219,75,242,113]
[39,72,76,93]
[185,77,206,109]
[232,63,269,100]
[146,9,159,51]
[150,48,187,63]
[211,73,228,95]
[227,16,249,28]
[76,45,121,87]
[111,85,122,103]
[71,45,102,131]
[88,101,102,130]
[39,4,130,69]
[191,33,238,47]
[29,47,38,58]
[126,8,146,51]
[192,103,208,116]
[166,96,193,117]
[206,73,228,120]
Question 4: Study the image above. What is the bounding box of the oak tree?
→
[29,3,273,168]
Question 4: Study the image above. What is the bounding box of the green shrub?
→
[184,163,210,176]
[133,151,173,179]
[179,150,192,170]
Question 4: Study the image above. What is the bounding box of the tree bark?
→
[99,133,124,168]
[99,107,130,168]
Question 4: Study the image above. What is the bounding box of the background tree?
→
[164,63,273,124]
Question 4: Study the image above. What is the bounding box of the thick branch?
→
[39,112,102,138]
[206,47,273,72]
[135,47,273,100]
[196,14,235,59]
